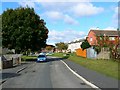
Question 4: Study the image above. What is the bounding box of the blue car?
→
[37,55,47,62]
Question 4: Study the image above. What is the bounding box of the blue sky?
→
[1,1,119,45]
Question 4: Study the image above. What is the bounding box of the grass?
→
[52,53,70,59]
[21,55,37,61]
[52,53,64,57]
[52,52,120,80]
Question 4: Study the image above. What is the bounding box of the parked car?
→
[37,54,47,62]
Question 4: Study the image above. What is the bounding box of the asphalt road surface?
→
[2,57,93,89]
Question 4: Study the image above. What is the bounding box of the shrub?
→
[81,40,91,50]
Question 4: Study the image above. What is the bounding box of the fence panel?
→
[76,48,86,58]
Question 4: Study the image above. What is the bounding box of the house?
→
[67,37,97,59]
[87,29,120,59]
[67,38,86,52]
[87,29,120,46]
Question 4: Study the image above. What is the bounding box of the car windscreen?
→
[38,55,45,58]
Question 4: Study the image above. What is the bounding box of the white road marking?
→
[61,60,101,90]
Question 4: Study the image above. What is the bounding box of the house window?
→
[90,37,93,41]
[109,37,115,40]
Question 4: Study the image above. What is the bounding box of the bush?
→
[81,40,91,50]
[63,53,70,59]
[93,46,101,54]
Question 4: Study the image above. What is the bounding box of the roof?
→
[68,38,85,44]
[90,30,119,36]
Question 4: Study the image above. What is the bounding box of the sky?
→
[0,0,119,45]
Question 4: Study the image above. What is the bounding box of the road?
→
[2,57,93,89]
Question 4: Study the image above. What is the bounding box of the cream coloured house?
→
[67,38,86,52]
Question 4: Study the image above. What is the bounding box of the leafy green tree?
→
[55,42,68,51]
[2,7,48,53]
[45,46,53,51]
[81,39,91,50]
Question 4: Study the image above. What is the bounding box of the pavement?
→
[0,61,34,85]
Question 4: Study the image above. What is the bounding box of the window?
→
[90,37,93,41]
[109,37,115,40]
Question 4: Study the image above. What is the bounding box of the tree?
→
[45,45,53,51]
[2,7,49,53]
[55,42,68,51]
[96,33,120,59]
[110,36,120,59]
[81,39,91,50]
[94,35,110,54]
[96,34,110,47]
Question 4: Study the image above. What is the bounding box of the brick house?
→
[87,29,120,46]
[87,29,120,59]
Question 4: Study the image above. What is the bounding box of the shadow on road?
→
[2,72,20,80]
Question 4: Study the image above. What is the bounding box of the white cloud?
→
[39,2,104,17]
[43,11,63,20]
[18,2,104,25]
[64,15,79,25]
[43,11,79,25]
[70,3,104,16]
[47,29,86,44]
[38,2,75,12]
[18,1,35,8]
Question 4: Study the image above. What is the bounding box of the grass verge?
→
[52,53,119,80]
[52,53,70,59]
[21,55,37,61]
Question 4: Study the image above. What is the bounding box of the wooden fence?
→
[76,48,87,58]
[76,47,97,59]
